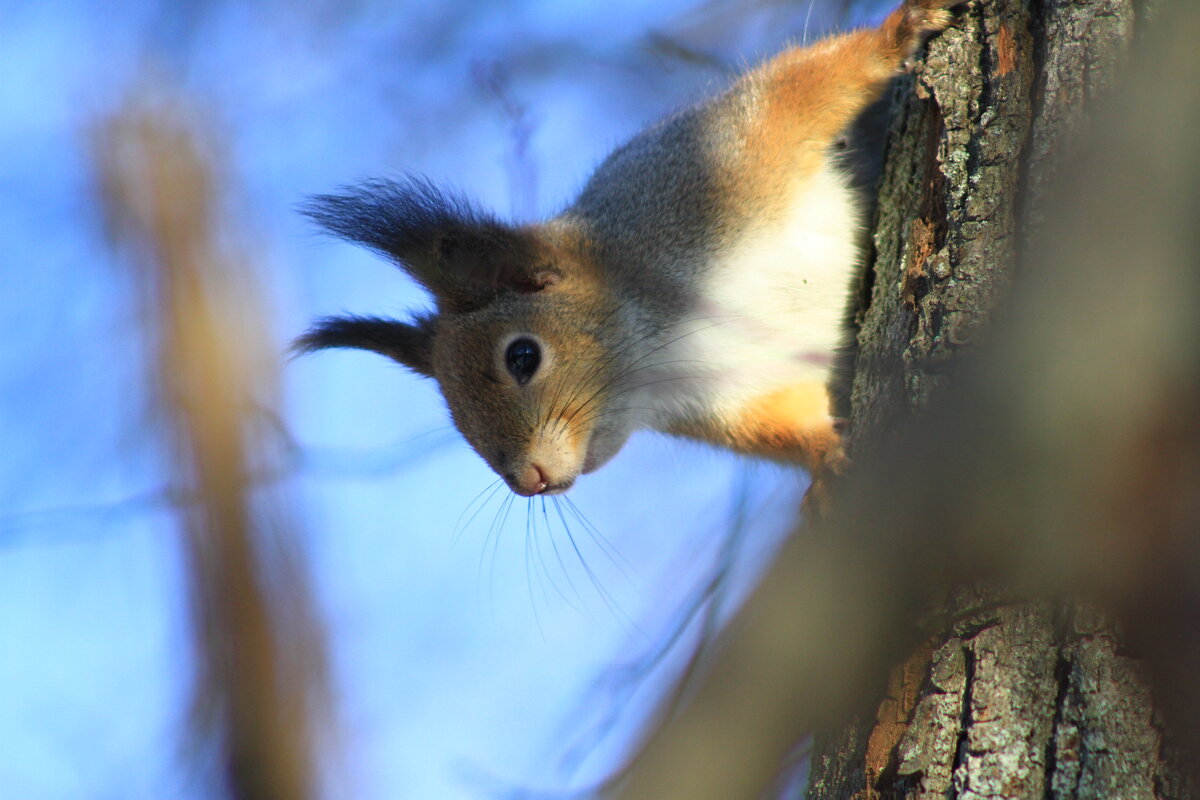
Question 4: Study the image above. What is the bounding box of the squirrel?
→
[296,0,958,505]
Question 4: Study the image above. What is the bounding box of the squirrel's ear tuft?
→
[302,177,557,312]
[292,314,436,377]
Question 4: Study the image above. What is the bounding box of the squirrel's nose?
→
[510,464,549,496]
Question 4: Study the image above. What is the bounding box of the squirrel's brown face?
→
[432,293,632,496]
[295,178,639,495]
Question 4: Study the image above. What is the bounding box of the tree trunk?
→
[808,0,1185,797]
[613,0,1200,796]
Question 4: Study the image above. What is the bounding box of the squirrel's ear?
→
[303,177,558,312]
[292,314,436,377]
[436,235,561,296]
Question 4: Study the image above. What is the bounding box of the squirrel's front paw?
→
[901,0,964,43]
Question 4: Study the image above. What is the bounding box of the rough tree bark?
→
[807,0,1184,798]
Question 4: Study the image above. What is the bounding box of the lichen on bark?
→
[850,0,1036,440]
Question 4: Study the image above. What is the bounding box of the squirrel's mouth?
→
[542,478,576,495]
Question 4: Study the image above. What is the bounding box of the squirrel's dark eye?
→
[505,337,541,385]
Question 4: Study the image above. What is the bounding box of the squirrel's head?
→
[296,178,637,496]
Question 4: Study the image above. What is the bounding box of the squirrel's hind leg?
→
[666,382,849,518]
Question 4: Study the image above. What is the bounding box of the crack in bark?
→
[1043,646,1074,800]
[949,645,976,799]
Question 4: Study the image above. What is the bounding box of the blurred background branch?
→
[92,89,330,800]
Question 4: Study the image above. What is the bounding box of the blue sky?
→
[0,1,873,797]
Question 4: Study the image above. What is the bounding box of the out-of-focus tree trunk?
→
[809,0,1183,797]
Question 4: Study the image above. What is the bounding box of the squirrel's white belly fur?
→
[644,160,860,426]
